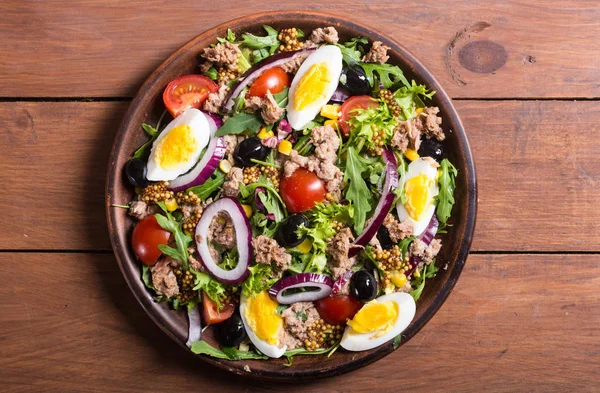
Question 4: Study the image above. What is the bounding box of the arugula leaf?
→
[273,86,289,108]
[399,236,415,261]
[232,87,248,114]
[192,270,228,309]
[242,264,278,296]
[141,123,157,137]
[276,304,289,316]
[217,28,236,43]
[360,63,410,89]
[154,203,192,270]
[191,340,268,360]
[239,178,287,220]
[241,25,280,54]
[252,48,270,63]
[141,265,155,290]
[344,147,373,233]
[346,99,396,154]
[219,247,239,271]
[409,259,439,301]
[187,170,226,200]
[215,112,262,137]
[435,159,458,224]
[394,81,436,120]
[282,344,339,367]
[249,211,278,237]
[392,334,403,349]
[204,66,218,81]
[337,36,368,64]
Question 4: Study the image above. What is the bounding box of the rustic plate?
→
[106,11,477,380]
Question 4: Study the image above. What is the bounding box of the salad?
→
[120,25,457,364]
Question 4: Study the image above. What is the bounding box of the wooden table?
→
[1,1,599,391]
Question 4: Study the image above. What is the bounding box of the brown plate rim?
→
[106,10,477,380]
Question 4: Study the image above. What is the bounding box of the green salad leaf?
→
[217,28,236,43]
[141,123,158,137]
[242,264,278,296]
[435,159,458,224]
[273,86,289,108]
[191,340,268,360]
[394,80,436,120]
[204,66,218,81]
[141,265,155,290]
[392,334,404,349]
[186,170,226,200]
[237,50,252,74]
[215,112,262,137]
[154,202,192,270]
[241,25,280,54]
[192,270,228,309]
[409,259,439,301]
[344,146,373,233]
[360,63,410,89]
[337,36,368,65]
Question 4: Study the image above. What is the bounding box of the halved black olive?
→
[125,158,149,188]
[275,214,310,247]
[215,314,247,347]
[350,270,378,301]
[234,137,270,167]
[342,64,372,96]
[418,137,444,162]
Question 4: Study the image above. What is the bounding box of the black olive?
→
[215,314,247,347]
[342,64,372,96]
[350,270,378,301]
[418,137,444,162]
[275,214,310,247]
[124,158,149,188]
[234,137,270,167]
[376,226,395,250]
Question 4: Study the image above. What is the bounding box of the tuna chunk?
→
[128,200,158,221]
[327,228,358,280]
[383,213,414,242]
[280,52,310,74]
[151,257,180,298]
[281,302,321,349]
[202,84,229,114]
[252,235,291,275]
[308,26,339,44]
[200,42,240,72]
[392,106,444,152]
[209,211,236,248]
[244,91,284,125]
[410,238,442,265]
[222,167,244,197]
[362,41,390,64]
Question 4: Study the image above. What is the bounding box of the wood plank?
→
[2,100,599,251]
[0,253,597,392]
[0,1,599,98]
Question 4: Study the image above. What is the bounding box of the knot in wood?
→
[458,40,507,74]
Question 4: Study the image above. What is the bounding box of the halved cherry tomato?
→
[279,168,327,213]
[163,74,219,118]
[248,67,290,98]
[201,292,236,325]
[339,95,379,136]
[131,216,171,266]
[315,294,363,325]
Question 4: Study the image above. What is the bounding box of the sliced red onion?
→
[277,119,292,140]
[405,215,439,278]
[348,148,399,257]
[223,48,316,111]
[268,273,333,304]
[332,270,353,294]
[206,112,223,128]
[186,304,202,348]
[254,187,266,212]
[195,197,252,284]
[330,85,351,103]
[167,112,226,192]
[261,136,279,149]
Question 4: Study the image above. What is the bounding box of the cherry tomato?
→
[131,216,171,266]
[315,294,363,325]
[279,168,327,213]
[201,292,236,325]
[339,95,379,136]
[163,74,219,118]
[248,67,290,98]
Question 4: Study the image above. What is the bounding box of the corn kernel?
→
[324,119,339,131]
[413,269,421,278]
[278,140,293,155]
[241,204,253,218]
[165,198,178,212]
[219,160,232,174]
[320,104,340,120]
[404,148,420,161]
[297,238,312,254]
[416,107,424,114]
[257,127,274,139]
[391,271,407,288]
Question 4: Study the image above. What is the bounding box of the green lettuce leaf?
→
[435,159,458,224]
[343,146,373,233]
[359,63,410,89]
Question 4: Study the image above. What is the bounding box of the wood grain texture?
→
[0,0,599,98]
[0,252,597,392]
[2,100,599,251]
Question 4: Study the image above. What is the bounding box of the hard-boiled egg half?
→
[396,157,440,236]
[340,292,416,351]
[239,291,287,358]
[286,45,343,130]
[146,108,210,181]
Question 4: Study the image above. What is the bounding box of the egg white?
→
[340,292,416,352]
[239,293,287,358]
[396,157,440,236]
[286,45,343,130]
[146,108,210,181]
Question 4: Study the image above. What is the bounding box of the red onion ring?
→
[195,197,252,284]
[168,112,227,192]
[268,273,333,304]
[223,48,316,111]
[332,270,353,294]
[348,148,399,257]
[405,215,439,278]
[186,304,202,348]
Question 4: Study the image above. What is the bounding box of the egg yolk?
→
[153,124,198,169]
[293,62,331,110]
[404,173,433,221]
[244,291,283,345]
[347,300,399,334]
